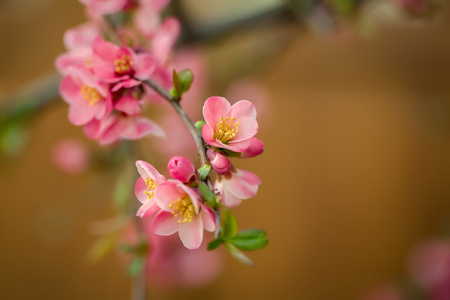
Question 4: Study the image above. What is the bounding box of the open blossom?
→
[202,96,258,152]
[92,37,156,90]
[215,169,261,208]
[60,66,113,126]
[135,160,167,218]
[152,181,215,249]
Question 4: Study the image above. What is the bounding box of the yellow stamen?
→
[214,116,239,143]
[114,55,132,74]
[80,85,102,106]
[143,178,157,200]
[168,196,195,223]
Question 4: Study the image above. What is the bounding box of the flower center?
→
[169,196,195,223]
[214,117,239,144]
[80,85,102,106]
[143,178,157,200]
[114,55,133,74]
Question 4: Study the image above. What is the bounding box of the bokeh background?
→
[1,0,450,299]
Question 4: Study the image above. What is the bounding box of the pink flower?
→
[240,137,264,158]
[52,139,89,174]
[84,114,164,145]
[167,156,197,184]
[79,0,128,15]
[60,66,113,126]
[206,148,231,175]
[202,96,258,152]
[152,181,215,249]
[135,160,167,218]
[92,37,156,90]
[215,169,261,208]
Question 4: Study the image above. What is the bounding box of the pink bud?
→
[207,149,232,175]
[167,156,196,183]
[240,137,264,158]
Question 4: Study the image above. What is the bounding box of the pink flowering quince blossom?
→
[60,66,113,126]
[92,37,156,91]
[202,96,258,153]
[135,160,167,218]
[215,169,261,208]
[152,181,216,249]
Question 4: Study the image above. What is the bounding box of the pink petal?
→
[201,123,218,147]
[227,170,260,199]
[152,211,179,236]
[155,181,185,211]
[92,37,119,80]
[111,79,141,92]
[134,53,156,80]
[228,100,257,120]
[230,117,258,142]
[115,94,142,115]
[100,117,128,145]
[135,160,162,182]
[68,102,101,125]
[60,75,82,105]
[120,117,165,140]
[202,96,231,129]
[200,204,216,232]
[178,216,203,249]
[136,199,160,218]
[150,17,180,65]
[240,137,264,158]
[215,138,251,153]
[135,177,148,204]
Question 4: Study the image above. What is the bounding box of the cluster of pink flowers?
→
[135,97,263,249]
[56,0,179,144]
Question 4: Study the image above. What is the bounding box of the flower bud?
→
[240,137,264,158]
[207,149,232,175]
[167,156,196,183]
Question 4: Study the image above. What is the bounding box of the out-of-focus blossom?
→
[167,156,197,184]
[215,169,261,208]
[79,0,128,15]
[202,96,258,153]
[60,66,112,126]
[408,239,450,299]
[135,160,167,218]
[52,139,89,174]
[152,181,215,249]
[134,0,171,37]
[206,148,231,175]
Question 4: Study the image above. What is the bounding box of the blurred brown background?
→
[1,0,450,299]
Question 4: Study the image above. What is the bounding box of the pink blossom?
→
[52,139,89,174]
[92,37,156,90]
[240,137,264,158]
[408,239,450,298]
[84,114,164,145]
[79,0,128,15]
[60,66,113,126]
[215,169,261,208]
[202,96,258,153]
[152,181,215,249]
[134,0,171,37]
[167,156,197,184]
[148,17,180,65]
[206,148,231,175]
[135,160,167,218]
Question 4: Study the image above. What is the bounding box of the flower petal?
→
[202,96,231,128]
[179,216,203,249]
[155,181,185,211]
[200,204,216,232]
[152,211,179,236]
[228,100,257,120]
[136,199,159,218]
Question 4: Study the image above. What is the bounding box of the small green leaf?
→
[226,242,254,266]
[207,238,223,250]
[172,69,182,94]
[230,229,268,251]
[194,121,205,134]
[169,87,179,98]
[87,234,117,263]
[178,69,194,93]
[198,164,211,180]
[221,210,237,239]
[128,256,145,277]
[199,181,216,207]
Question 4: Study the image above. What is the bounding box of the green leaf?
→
[172,69,182,94]
[199,181,216,208]
[221,210,237,239]
[178,69,194,93]
[226,242,254,266]
[169,87,179,98]
[207,238,223,250]
[194,121,205,134]
[230,229,268,251]
[197,164,211,180]
[87,234,117,263]
[128,256,145,277]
